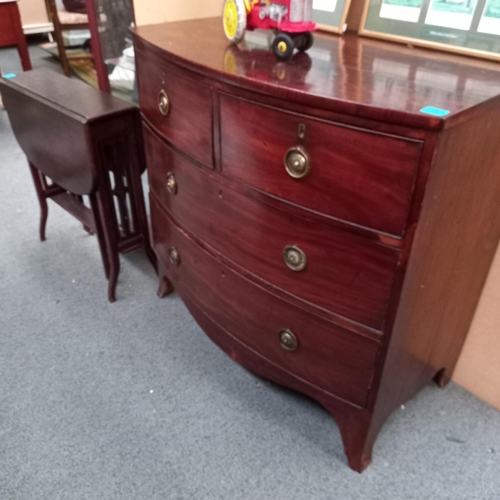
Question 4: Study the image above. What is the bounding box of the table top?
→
[133,18,500,131]
[0,68,134,122]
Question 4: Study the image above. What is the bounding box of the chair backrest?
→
[46,0,91,76]
[60,0,87,14]
[46,0,60,23]
[47,0,88,24]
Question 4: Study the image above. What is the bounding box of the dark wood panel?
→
[220,94,422,236]
[151,195,380,408]
[0,84,95,195]
[135,50,214,168]
[145,125,399,330]
[368,103,500,446]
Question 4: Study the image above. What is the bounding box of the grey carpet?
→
[1,41,500,500]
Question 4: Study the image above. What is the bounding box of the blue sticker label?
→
[2,73,16,79]
[420,106,450,117]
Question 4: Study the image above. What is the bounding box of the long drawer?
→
[136,53,213,167]
[220,94,422,236]
[151,195,380,407]
[145,125,399,331]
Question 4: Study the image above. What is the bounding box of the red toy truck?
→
[223,0,317,60]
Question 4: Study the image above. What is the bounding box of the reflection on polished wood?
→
[134,18,500,130]
[133,18,500,472]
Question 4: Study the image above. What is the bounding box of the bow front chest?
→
[132,18,500,472]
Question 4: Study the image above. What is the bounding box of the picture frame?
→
[313,0,353,33]
[359,0,500,61]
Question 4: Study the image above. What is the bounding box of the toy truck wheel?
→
[272,33,295,61]
[295,32,314,52]
[223,0,247,44]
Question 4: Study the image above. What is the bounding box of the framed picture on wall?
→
[359,0,500,60]
[313,0,352,33]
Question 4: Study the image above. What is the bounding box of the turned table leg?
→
[92,191,120,303]
[107,251,120,303]
[29,164,49,242]
[90,194,110,280]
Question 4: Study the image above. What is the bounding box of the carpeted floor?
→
[1,41,500,500]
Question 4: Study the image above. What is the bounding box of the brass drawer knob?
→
[166,172,177,195]
[279,329,298,352]
[284,146,311,179]
[158,89,170,116]
[169,246,180,266]
[283,245,307,272]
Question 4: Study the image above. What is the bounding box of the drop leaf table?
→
[0,69,156,302]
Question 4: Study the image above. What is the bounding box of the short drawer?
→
[136,53,213,167]
[220,95,422,236]
[145,125,399,331]
[151,196,380,407]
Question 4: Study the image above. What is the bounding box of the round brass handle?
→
[166,172,177,195]
[283,245,307,272]
[158,89,170,116]
[279,329,298,352]
[284,146,311,179]
[169,246,180,266]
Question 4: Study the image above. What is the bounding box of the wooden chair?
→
[46,0,93,76]
[0,0,32,71]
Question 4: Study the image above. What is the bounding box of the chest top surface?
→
[133,18,500,130]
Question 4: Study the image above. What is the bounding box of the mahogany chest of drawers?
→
[132,19,500,472]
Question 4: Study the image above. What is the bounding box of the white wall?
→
[453,245,500,410]
[18,0,50,28]
[134,0,221,26]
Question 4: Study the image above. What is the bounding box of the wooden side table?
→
[0,68,156,302]
[0,0,32,71]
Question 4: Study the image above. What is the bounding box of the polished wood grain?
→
[0,1,32,71]
[135,52,214,168]
[145,124,399,331]
[220,94,422,236]
[179,289,377,471]
[367,99,500,444]
[132,18,500,130]
[134,19,500,472]
[151,195,381,408]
